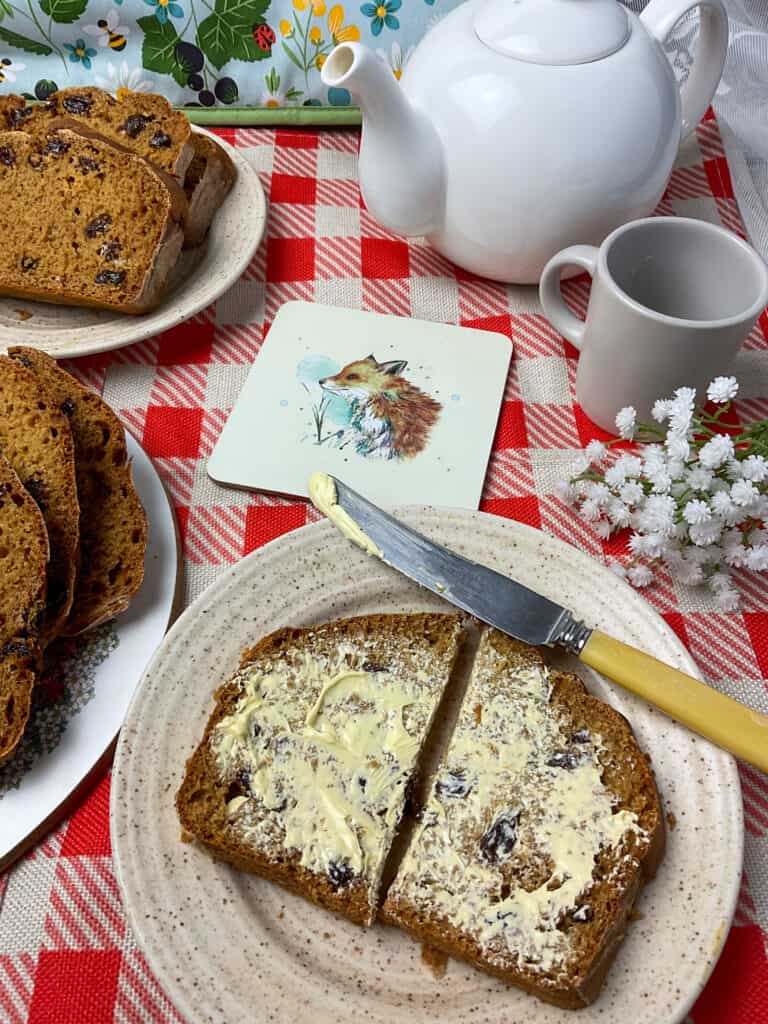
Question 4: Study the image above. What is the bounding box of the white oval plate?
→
[112,511,742,1024]
[0,433,180,869]
[0,128,266,359]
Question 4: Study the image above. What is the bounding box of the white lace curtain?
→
[624,0,768,264]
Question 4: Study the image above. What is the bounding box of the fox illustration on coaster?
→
[207,301,511,509]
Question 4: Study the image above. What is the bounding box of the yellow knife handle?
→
[580,629,768,774]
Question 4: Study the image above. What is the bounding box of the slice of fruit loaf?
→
[382,630,665,1008]
[0,450,49,765]
[1,92,234,248]
[0,356,80,645]
[0,128,185,313]
[181,132,236,248]
[0,89,193,181]
[176,613,462,926]
[9,348,147,636]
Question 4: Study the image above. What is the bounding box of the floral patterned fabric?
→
[0,0,456,109]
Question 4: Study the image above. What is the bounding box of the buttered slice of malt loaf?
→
[0,356,79,645]
[0,451,49,765]
[0,128,185,313]
[177,613,462,926]
[382,630,665,1008]
[9,347,147,635]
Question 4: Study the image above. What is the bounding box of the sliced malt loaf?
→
[0,356,79,645]
[176,613,462,926]
[9,347,147,635]
[0,451,49,765]
[0,127,185,313]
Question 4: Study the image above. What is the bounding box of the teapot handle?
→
[641,0,728,141]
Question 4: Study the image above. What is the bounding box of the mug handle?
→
[641,0,729,141]
[538,245,598,352]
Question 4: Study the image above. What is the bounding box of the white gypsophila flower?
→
[669,388,696,434]
[643,532,668,558]
[683,498,711,525]
[726,459,744,481]
[699,434,735,469]
[636,494,676,534]
[627,564,654,587]
[678,560,705,586]
[628,532,648,555]
[569,454,590,475]
[746,545,768,571]
[579,499,602,523]
[585,439,608,465]
[723,530,747,567]
[652,399,673,423]
[687,545,713,567]
[643,444,665,471]
[665,433,691,462]
[604,464,627,488]
[615,406,637,440]
[686,465,714,491]
[584,481,611,506]
[615,454,643,477]
[666,457,686,479]
[741,455,768,482]
[731,479,759,507]
[714,585,740,611]
[671,480,688,500]
[608,561,627,579]
[707,376,739,404]
[594,520,612,539]
[649,468,673,494]
[607,499,631,527]
[670,520,689,541]
[708,570,732,592]
[619,480,644,506]
[554,479,576,505]
[689,519,722,546]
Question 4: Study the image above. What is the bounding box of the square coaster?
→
[208,302,512,509]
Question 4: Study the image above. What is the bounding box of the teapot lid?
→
[473,0,630,65]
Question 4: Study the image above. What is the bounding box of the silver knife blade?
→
[331,477,590,653]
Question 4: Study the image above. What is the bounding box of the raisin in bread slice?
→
[0,356,80,645]
[182,133,236,248]
[0,450,49,765]
[382,630,665,1009]
[0,89,193,181]
[0,128,185,313]
[9,348,147,635]
[176,613,462,926]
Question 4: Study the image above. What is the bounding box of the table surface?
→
[1,114,767,1024]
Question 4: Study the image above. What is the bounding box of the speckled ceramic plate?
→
[0,128,266,359]
[0,433,180,870]
[111,511,742,1024]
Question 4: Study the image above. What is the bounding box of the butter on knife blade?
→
[308,472,383,558]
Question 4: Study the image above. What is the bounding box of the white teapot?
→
[321,0,728,283]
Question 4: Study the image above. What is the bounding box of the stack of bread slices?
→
[0,346,147,765]
[0,88,236,314]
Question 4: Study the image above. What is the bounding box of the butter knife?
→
[310,473,768,773]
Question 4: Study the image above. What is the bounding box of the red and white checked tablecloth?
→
[1,114,767,1024]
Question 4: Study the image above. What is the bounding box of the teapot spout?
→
[321,43,444,237]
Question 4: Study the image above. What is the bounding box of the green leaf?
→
[39,0,88,25]
[0,0,13,24]
[196,0,271,69]
[0,25,52,55]
[137,15,188,88]
[281,40,304,72]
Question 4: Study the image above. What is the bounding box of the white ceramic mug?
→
[539,217,768,432]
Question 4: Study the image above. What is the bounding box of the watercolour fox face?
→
[320,355,441,460]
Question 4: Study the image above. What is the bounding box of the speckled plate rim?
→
[111,510,743,1024]
[0,128,266,359]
